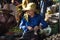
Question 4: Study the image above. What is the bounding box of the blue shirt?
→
[19,14,48,33]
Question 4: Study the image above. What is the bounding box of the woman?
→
[19,3,50,40]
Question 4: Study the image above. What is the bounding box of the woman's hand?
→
[27,26,33,31]
[34,26,39,31]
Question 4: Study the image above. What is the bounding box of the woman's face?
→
[27,10,35,16]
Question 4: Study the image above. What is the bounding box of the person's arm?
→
[39,16,48,29]
[19,18,27,30]
[19,18,33,31]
